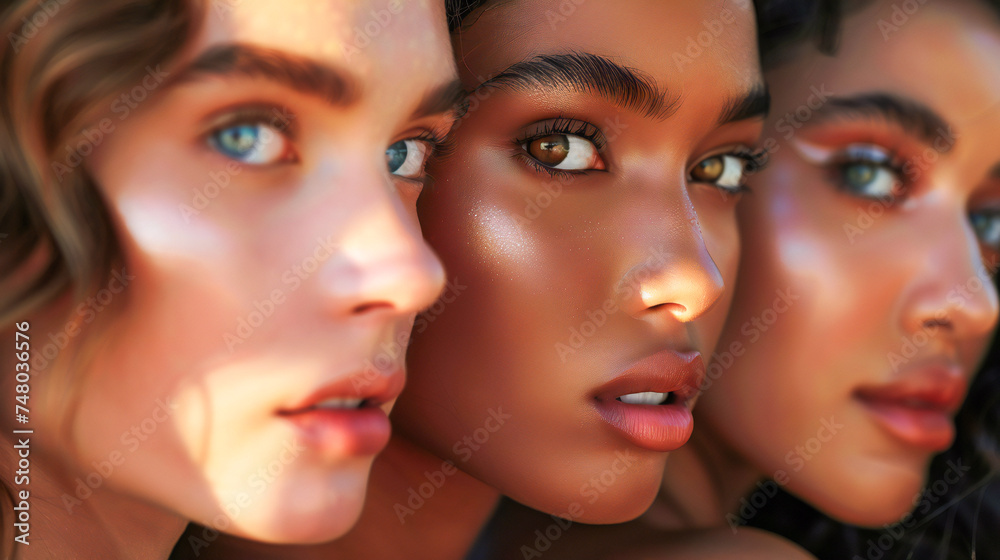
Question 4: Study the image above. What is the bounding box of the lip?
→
[277,367,405,457]
[592,349,705,452]
[853,361,967,451]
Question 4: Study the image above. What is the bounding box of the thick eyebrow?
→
[169,43,464,123]
[718,82,770,125]
[170,43,359,107]
[474,52,680,120]
[808,93,954,150]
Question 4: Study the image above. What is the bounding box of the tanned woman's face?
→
[398,0,766,522]
[699,0,1000,526]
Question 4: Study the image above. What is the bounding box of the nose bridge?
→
[315,158,445,318]
[619,186,725,323]
[901,202,999,339]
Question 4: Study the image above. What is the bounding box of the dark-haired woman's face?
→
[397,0,766,522]
[699,0,1000,526]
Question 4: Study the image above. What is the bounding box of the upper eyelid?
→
[201,103,299,139]
[515,118,608,149]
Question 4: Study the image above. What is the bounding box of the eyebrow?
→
[718,82,770,125]
[173,44,359,106]
[474,52,681,120]
[809,93,954,150]
[171,43,465,120]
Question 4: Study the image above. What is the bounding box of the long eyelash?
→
[513,117,608,151]
[732,146,770,175]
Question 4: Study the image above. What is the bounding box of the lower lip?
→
[594,400,694,452]
[858,399,955,450]
[281,407,391,456]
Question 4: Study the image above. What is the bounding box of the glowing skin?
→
[658,0,1000,533]
[397,0,768,525]
[0,0,457,556]
[185,1,767,558]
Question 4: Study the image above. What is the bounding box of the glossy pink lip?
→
[592,350,705,452]
[278,367,405,456]
[853,361,967,451]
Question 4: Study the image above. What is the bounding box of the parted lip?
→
[592,349,705,405]
[278,366,405,415]
[852,360,967,413]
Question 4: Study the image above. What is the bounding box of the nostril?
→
[352,301,394,315]
[923,317,952,330]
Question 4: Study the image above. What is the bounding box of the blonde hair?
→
[0,0,201,325]
[0,2,201,556]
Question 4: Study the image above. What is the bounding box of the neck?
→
[0,438,185,559]
[647,421,764,531]
[329,434,501,560]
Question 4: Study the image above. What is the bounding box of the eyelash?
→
[709,147,770,194]
[512,118,608,180]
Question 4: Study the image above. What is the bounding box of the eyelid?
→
[513,117,608,151]
[201,103,299,140]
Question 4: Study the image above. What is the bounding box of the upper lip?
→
[592,349,704,405]
[278,367,405,415]
[853,360,967,413]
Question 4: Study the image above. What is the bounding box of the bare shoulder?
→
[607,526,818,560]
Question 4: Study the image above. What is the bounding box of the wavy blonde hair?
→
[0,2,202,556]
[0,0,201,325]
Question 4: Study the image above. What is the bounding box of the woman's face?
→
[698,0,1000,526]
[34,0,457,544]
[398,0,766,522]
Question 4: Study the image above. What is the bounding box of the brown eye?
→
[691,156,724,182]
[689,153,751,193]
[521,133,605,171]
[527,134,570,166]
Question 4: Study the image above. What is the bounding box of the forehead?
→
[194,0,455,90]
[453,0,761,95]
[771,0,1000,125]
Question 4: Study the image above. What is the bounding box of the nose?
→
[319,170,446,319]
[899,206,999,341]
[619,199,726,324]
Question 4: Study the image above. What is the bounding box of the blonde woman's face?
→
[34,0,457,545]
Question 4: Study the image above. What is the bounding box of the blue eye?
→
[386,139,432,178]
[971,210,1000,252]
[834,145,902,199]
[209,122,292,165]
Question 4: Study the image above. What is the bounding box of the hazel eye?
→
[386,139,432,179]
[523,134,605,171]
[833,145,903,199]
[209,123,293,165]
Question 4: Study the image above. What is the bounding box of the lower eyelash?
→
[513,153,586,181]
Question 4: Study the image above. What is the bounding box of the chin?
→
[795,474,924,528]
[206,472,370,545]
[502,461,664,525]
[228,499,365,544]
